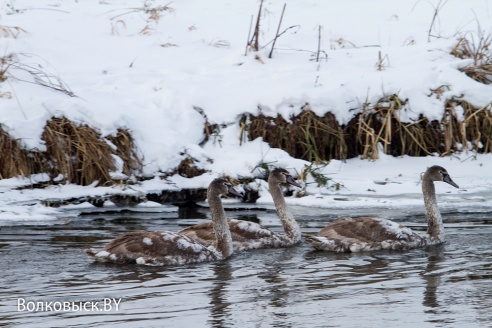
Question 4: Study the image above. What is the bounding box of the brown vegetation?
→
[0,117,142,186]
[244,96,492,162]
[450,32,492,85]
[0,126,35,179]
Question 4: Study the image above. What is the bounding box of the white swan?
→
[85,178,242,266]
[178,168,302,250]
[303,165,459,252]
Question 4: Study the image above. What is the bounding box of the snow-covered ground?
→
[0,0,491,223]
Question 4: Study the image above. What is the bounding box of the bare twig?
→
[9,61,75,97]
[427,0,448,42]
[250,0,264,51]
[268,3,287,59]
[261,25,300,49]
[316,25,322,62]
[245,15,254,56]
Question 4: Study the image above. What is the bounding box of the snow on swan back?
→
[85,178,242,266]
[303,165,459,252]
[178,168,303,250]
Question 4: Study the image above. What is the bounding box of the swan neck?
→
[422,177,443,240]
[268,179,301,241]
[208,189,233,258]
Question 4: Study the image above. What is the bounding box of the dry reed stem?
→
[451,33,492,85]
[245,95,492,162]
[0,127,33,179]
[106,129,143,177]
[42,118,116,186]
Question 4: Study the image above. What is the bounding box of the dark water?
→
[1,206,491,328]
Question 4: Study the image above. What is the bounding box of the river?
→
[1,205,491,327]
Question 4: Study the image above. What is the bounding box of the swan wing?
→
[304,217,423,252]
[86,230,220,266]
[178,219,286,250]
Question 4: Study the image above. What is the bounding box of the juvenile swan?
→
[303,165,459,252]
[178,168,303,250]
[85,178,242,266]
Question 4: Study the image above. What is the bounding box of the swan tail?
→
[303,234,338,251]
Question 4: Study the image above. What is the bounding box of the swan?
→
[303,165,459,252]
[178,168,303,250]
[85,178,242,266]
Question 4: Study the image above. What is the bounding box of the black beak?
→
[443,174,459,189]
[286,175,302,188]
[227,185,244,198]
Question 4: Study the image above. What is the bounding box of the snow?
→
[0,0,492,223]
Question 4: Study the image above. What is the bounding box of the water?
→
[1,206,491,328]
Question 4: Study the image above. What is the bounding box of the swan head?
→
[209,178,243,198]
[425,165,459,188]
[269,168,302,188]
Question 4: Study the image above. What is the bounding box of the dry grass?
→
[1,53,75,97]
[245,96,492,161]
[245,106,347,163]
[175,155,208,178]
[41,118,117,185]
[356,95,438,159]
[448,100,492,153]
[451,32,492,84]
[0,126,35,179]
[109,2,175,21]
[106,128,143,177]
[0,118,143,187]
[0,25,26,38]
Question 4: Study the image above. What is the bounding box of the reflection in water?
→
[208,261,233,328]
[258,250,288,308]
[422,244,445,309]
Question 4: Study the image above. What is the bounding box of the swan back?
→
[86,231,221,266]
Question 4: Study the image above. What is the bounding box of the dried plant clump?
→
[0,118,144,187]
[244,96,492,162]
[110,2,175,21]
[194,106,220,146]
[0,127,34,179]
[41,118,117,186]
[108,2,175,35]
[245,106,347,163]
[174,155,208,178]
[355,95,442,159]
[106,128,143,177]
[450,32,492,84]
[448,100,492,153]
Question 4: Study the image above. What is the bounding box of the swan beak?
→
[443,175,459,188]
[286,175,302,188]
[227,185,243,198]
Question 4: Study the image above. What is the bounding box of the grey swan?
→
[85,178,242,266]
[178,168,303,250]
[303,165,459,252]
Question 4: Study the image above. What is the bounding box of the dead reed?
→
[0,126,35,179]
[175,154,208,178]
[41,118,117,185]
[106,128,143,177]
[450,32,492,85]
[245,96,492,161]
